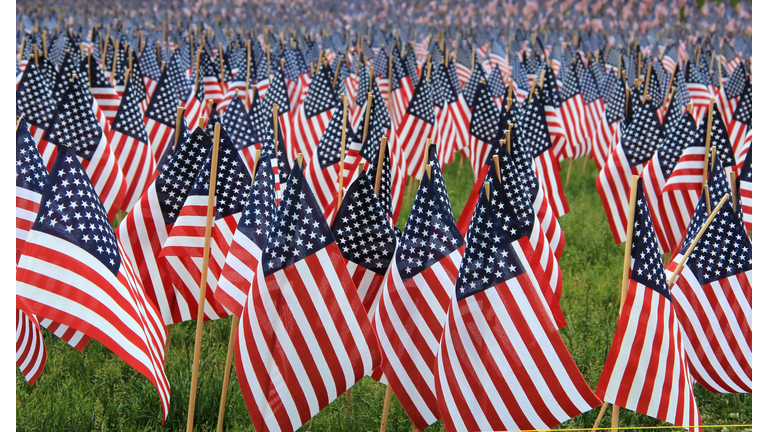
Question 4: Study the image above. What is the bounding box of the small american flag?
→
[263,63,295,162]
[397,67,436,177]
[729,81,751,165]
[558,64,590,159]
[157,127,252,322]
[592,71,623,170]
[739,143,752,231]
[184,56,208,129]
[374,171,465,430]
[198,50,224,107]
[16,145,171,419]
[467,80,499,182]
[292,63,338,164]
[16,62,57,161]
[330,171,398,318]
[42,78,127,221]
[144,61,180,164]
[597,178,701,430]
[234,161,380,432]
[597,99,663,244]
[16,119,50,385]
[85,53,121,125]
[110,70,156,210]
[221,94,260,173]
[215,155,277,317]
[667,154,751,394]
[436,181,601,432]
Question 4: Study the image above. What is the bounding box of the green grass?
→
[17,155,751,431]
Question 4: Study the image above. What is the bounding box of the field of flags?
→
[15,0,752,431]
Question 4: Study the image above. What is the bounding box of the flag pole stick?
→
[174,106,185,153]
[701,98,715,195]
[336,94,349,211]
[374,136,387,197]
[216,148,262,432]
[186,123,222,432]
[379,384,394,432]
[565,157,574,187]
[593,175,639,431]
[16,116,23,132]
[730,171,738,210]
[272,103,280,158]
[666,193,730,289]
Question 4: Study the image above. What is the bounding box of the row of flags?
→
[16,10,751,432]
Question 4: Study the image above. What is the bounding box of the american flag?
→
[157,126,252,323]
[42,78,127,221]
[667,155,752,394]
[685,61,714,124]
[371,47,391,105]
[558,64,590,159]
[110,68,156,211]
[184,52,208,129]
[110,41,128,101]
[221,94,260,173]
[402,43,420,92]
[139,42,162,102]
[661,43,678,74]
[388,48,415,132]
[167,51,192,103]
[538,64,571,163]
[117,126,211,325]
[16,62,57,162]
[330,171,398,319]
[373,172,465,430]
[436,180,601,432]
[444,59,472,162]
[349,62,370,129]
[489,37,510,82]
[429,60,456,167]
[16,119,50,385]
[218,48,248,115]
[597,99,663,244]
[455,41,473,88]
[509,53,531,105]
[254,53,271,101]
[144,61,180,164]
[715,62,741,127]
[85,53,121,126]
[522,92,569,218]
[234,161,380,432]
[739,144,752,231]
[263,63,295,162]
[641,101,694,254]
[596,177,701,430]
[292,63,339,164]
[581,60,606,165]
[214,155,277,318]
[304,96,353,218]
[284,46,312,112]
[663,104,736,194]
[729,81,751,164]
[198,49,225,107]
[721,39,741,74]
[487,65,506,109]
[249,97,291,203]
[462,59,485,112]
[397,67,436,177]
[467,80,499,182]
[16,145,171,419]
[492,144,566,327]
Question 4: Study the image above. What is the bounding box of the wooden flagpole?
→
[18,37,25,65]
[272,103,280,157]
[374,136,387,197]
[215,148,262,432]
[186,123,222,432]
[192,48,202,97]
[701,99,715,196]
[16,116,23,132]
[642,61,651,101]
[593,175,639,432]
[174,107,185,153]
[730,172,738,210]
[110,38,119,86]
[336,94,349,211]
[219,43,225,84]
